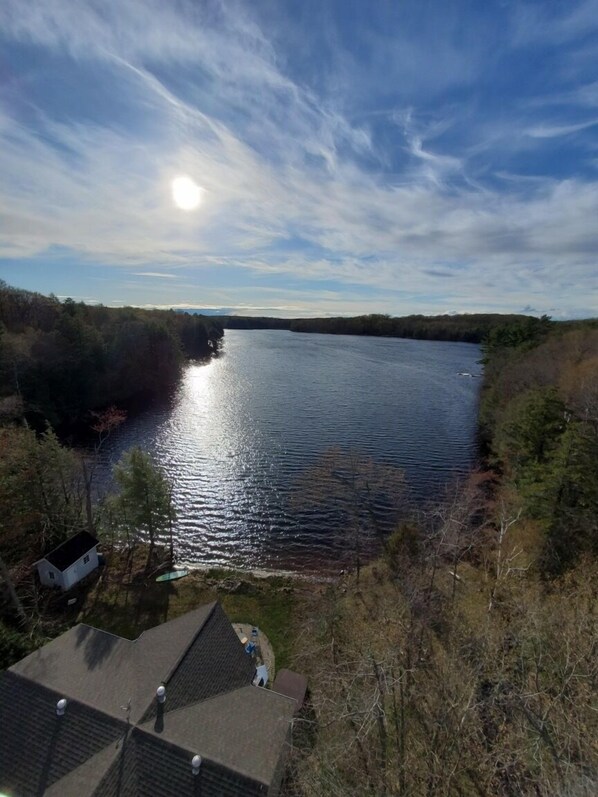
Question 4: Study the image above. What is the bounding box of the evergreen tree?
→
[110,448,176,571]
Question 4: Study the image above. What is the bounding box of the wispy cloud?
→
[526,119,598,138]
[133,272,179,279]
[0,0,596,317]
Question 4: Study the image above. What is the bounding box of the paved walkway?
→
[233,622,276,685]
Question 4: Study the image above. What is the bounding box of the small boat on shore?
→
[156,568,189,583]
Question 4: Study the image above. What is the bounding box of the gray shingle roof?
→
[93,726,269,797]
[140,603,256,722]
[1,602,297,796]
[10,603,216,724]
[0,671,126,797]
[10,624,137,719]
[134,601,216,713]
[45,740,124,797]
[139,686,295,787]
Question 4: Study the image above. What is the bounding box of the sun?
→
[172,175,202,210]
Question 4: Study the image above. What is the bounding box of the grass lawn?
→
[78,550,314,672]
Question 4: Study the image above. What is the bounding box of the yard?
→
[77,548,323,672]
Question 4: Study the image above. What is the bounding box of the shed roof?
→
[43,531,99,571]
[273,669,308,712]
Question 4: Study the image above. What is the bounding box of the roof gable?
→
[43,531,99,571]
[140,604,255,723]
[133,601,215,715]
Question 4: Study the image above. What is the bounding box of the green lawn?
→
[79,554,302,671]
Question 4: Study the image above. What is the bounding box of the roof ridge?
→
[74,623,131,643]
[160,601,217,684]
[152,683,297,717]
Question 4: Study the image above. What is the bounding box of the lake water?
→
[98,330,481,573]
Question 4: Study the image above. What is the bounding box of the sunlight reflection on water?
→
[98,330,481,573]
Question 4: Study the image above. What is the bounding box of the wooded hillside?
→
[0,281,223,429]
[480,319,598,573]
[213,311,554,344]
[289,313,536,342]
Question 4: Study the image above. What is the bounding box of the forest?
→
[0,281,223,430]
[214,311,565,344]
[289,312,543,342]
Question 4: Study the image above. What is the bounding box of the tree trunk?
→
[0,552,28,628]
[81,457,95,536]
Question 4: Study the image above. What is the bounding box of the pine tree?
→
[110,448,176,571]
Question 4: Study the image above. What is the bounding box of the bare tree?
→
[80,406,126,536]
[293,446,405,584]
[487,502,523,613]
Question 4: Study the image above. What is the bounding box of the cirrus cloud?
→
[0,0,596,318]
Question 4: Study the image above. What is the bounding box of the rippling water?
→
[97,330,481,572]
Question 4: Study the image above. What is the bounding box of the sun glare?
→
[172,175,202,211]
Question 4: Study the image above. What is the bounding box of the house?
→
[0,602,299,796]
[35,531,99,590]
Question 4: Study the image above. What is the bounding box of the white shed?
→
[35,531,99,591]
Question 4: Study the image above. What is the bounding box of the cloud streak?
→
[0,0,597,318]
[133,272,179,279]
[526,119,598,138]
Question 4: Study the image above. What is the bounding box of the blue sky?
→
[0,0,597,318]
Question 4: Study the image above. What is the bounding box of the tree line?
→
[0,281,223,430]
[211,311,554,344]
[289,312,539,342]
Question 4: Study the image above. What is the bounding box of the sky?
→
[0,0,597,318]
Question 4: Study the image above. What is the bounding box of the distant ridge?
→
[170,311,597,344]
[191,312,536,344]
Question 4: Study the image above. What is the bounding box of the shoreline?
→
[178,560,337,584]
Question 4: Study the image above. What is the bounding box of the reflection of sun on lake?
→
[172,175,202,210]
[187,361,215,406]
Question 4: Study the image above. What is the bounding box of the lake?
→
[98,330,481,573]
